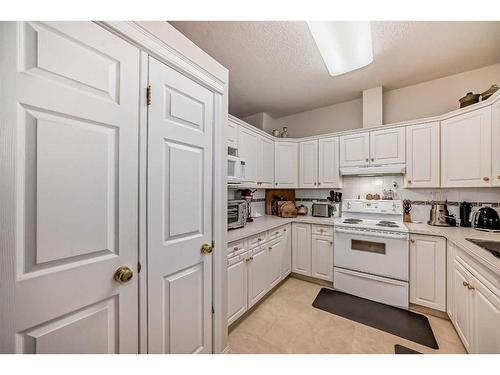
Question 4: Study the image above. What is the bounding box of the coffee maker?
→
[459,201,472,227]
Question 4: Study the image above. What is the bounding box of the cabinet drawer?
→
[247,232,268,249]
[227,241,245,256]
[268,226,285,241]
[311,225,333,236]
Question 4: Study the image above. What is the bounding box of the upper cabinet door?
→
[339,132,370,167]
[274,142,298,187]
[238,127,258,184]
[405,122,440,188]
[492,100,500,187]
[318,137,342,188]
[227,119,238,149]
[257,136,274,187]
[299,140,318,188]
[370,127,405,165]
[441,107,492,187]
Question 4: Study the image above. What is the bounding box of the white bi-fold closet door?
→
[0,22,140,353]
[147,57,214,354]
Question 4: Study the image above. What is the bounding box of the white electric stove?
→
[333,199,410,309]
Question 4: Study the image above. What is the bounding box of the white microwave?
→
[228,155,246,184]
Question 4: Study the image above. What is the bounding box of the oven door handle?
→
[334,227,409,240]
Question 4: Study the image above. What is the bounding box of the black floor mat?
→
[395,344,422,354]
[312,288,439,349]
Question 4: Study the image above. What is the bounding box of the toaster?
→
[312,202,331,218]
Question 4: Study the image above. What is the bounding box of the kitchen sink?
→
[466,239,500,259]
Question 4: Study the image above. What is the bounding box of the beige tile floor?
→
[228,277,466,354]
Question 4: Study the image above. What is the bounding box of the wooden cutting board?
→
[265,189,296,215]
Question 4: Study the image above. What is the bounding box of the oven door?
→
[334,228,409,281]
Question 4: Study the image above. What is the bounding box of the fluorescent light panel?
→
[307,21,373,77]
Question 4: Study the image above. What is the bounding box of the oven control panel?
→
[343,199,402,214]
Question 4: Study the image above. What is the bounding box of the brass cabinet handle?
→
[463,281,470,287]
[250,256,254,260]
[371,158,374,162]
[268,246,272,250]
[257,238,262,241]
[408,180,412,184]
[365,158,369,162]
[329,241,333,245]
[483,176,490,182]
[467,284,475,290]
[275,182,278,186]
[314,182,317,186]
[410,239,415,243]
[497,175,500,180]
[233,246,239,251]
[245,258,251,262]
[114,266,133,284]
[283,228,287,232]
[201,243,213,254]
[318,182,321,186]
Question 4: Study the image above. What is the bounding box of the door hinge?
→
[138,261,142,273]
[146,85,152,106]
[212,305,215,314]
[211,240,215,251]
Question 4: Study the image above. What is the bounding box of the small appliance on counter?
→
[297,205,308,216]
[227,200,247,230]
[239,189,257,222]
[470,207,500,232]
[312,202,331,218]
[459,201,473,227]
[326,190,342,218]
[403,199,412,223]
[428,202,456,227]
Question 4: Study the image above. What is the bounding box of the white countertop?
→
[227,215,500,275]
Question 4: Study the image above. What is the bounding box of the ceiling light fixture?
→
[307,21,373,77]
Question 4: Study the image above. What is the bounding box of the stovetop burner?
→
[376,223,400,228]
[343,218,363,224]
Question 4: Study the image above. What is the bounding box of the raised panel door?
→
[492,100,500,187]
[318,137,341,188]
[248,248,269,308]
[275,142,298,187]
[267,240,283,290]
[441,107,492,187]
[227,256,247,325]
[370,127,405,165]
[453,260,473,352]
[227,118,238,149]
[281,225,292,278]
[311,235,333,281]
[238,127,258,184]
[148,57,213,353]
[405,122,440,188]
[0,21,140,353]
[292,223,311,276]
[471,276,500,353]
[258,136,274,187]
[339,133,369,167]
[409,235,446,311]
[299,140,318,188]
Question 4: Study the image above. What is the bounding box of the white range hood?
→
[340,163,406,176]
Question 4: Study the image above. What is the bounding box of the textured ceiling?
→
[170,21,500,118]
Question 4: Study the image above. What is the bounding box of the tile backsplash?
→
[228,176,500,223]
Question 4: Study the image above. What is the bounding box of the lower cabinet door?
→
[452,260,473,352]
[471,276,500,354]
[292,223,311,276]
[311,234,333,281]
[281,225,292,278]
[409,235,446,311]
[267,240,283,289]
[247,247,268,308]
[227,255,248,325]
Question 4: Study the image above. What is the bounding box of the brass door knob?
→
[114,266,133,284]
[201,243,213,254]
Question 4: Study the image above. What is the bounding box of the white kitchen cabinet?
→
[471,274,500,353]
[441,107,492,187]
[292,223,311,276]
[409,234,446,311]
[257,136,274,187]
[267,239,284,289]
[274,142,298,187]
[492,99,500,187]
[238,126,258,184]
[340,132,370,167]
[247,246,269,308]
[447,242,500,353]
[227,118,238,149]
[311,234,333,281]
[227,251,248,325]
[318,137,342,188]
[299,140,318,188]
[405,122,440,188]
[281,225,292,277]
[370,127,405,165]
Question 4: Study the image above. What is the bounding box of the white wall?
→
[239,63,500,136]
[384,63,500,124]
